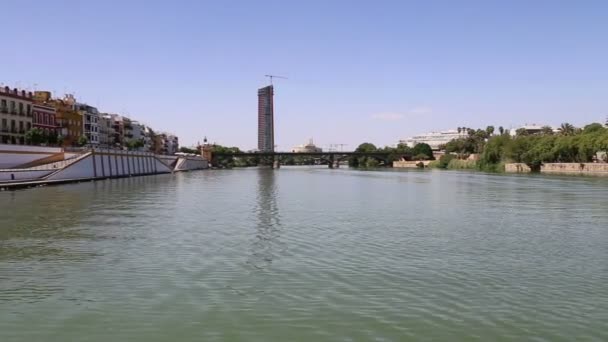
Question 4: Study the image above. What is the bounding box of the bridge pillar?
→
[328,154,335,168]
[333,160,340,168]
[273,159,280,169]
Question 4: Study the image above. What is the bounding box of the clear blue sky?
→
[2,0,607,149]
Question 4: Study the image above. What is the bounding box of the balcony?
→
[0,107,7,114]
[1,127,8,133]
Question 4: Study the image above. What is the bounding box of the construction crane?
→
[265,75,288,86]
[327,143,348,152]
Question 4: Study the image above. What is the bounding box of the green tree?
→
[498,126,505,135]
[77,135,89,147]
[179,147,199,154]
[435,153,456,169]
[486,126,495,137]
[583,122,606,134]
[411,143,434,160]
[25,128,45,145]
[479,134,512,168]
[47,131,59,145]
[349,142,382,168]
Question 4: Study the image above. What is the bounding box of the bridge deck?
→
[214,151,391,157]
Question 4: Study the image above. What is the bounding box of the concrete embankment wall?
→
[175,156,208,171]
[0,170,55,181]
[47,150,174,181]
[0,144,63,169]
[505,162,608,175]
[0,149,208,188]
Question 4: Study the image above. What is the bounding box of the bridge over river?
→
[211,151,395,168]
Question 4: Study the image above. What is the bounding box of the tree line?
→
[435,122,608,171]
[348,142,434,168]
[207,142,436,168]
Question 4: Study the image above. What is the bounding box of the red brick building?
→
[32,104,59,135]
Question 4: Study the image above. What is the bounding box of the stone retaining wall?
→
[542,163,608,175]
[505,163,531,173]
[393,160,431,168]
[505,162,608,175]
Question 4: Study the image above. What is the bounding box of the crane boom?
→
[265,74,288,85]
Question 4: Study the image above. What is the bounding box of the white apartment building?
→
[76,103,100,146]
[99,114,116,148]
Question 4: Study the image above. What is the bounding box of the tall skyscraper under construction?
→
[257,85,274,152]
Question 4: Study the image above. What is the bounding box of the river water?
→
[1,168,607,341]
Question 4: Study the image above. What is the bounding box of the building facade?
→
[76,103,100,146]
[400,129,468,150]
[154,132,179,155]
[130,121,145,150]
[32,104,59,137]
[0,87,33,145]
[143,125,155,152]
[257,85,274,152]
[99,114,115,148]
[54,95,83,147]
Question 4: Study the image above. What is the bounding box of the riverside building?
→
[76,103,100,146]
[0,87,33,145]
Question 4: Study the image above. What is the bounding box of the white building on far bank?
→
[400,129,467,150]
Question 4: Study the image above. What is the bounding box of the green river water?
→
[1,167,607,341]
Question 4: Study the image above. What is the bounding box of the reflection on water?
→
[0,169,607,341]
[248,169,285,271]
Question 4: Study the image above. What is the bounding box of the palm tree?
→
[457,127,462,134]
[559,123,575,136]
[498,126,505,135]
[486,126,495,137]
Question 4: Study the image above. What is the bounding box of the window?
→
[10,101,15,112]
[26,104,31,115]
[19,103,23,114]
